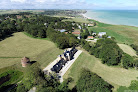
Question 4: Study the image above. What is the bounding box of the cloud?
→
[0,0,138,9]
[10,0,26,3]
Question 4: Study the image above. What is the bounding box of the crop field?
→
[0,32,63,69]
[64,49,138,91]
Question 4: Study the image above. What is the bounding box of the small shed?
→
[21,57,30,67]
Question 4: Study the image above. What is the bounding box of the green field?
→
[118,44,137,56]
[64,49,138,91]
[62,18,89,23]
[88,21,138,45]
[0,10,44,15]
[0,32,63,69]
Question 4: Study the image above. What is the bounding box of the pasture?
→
[0,32,63,69]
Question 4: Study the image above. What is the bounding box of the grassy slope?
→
[88,21,138,45]
[118,44,137,56]
[0,32,63,69]
[64,49,138,91]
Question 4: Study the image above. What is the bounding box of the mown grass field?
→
[0,32,63,69]
[62,18,89,23]
[118,44,137,56]
[64,49,138,92]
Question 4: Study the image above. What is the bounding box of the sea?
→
[85,10,138,27]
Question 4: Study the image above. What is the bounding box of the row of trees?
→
[81,38,137,69]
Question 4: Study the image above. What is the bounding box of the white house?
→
[98,32,106,38]
[108,36,111,38]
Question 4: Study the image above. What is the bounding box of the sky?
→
[0,0,138,9]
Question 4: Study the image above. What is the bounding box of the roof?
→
[99,32,106,34]
[72,31,80,35]
[21,57,30,63]
[59,29,66,32]
[87,36,94,39]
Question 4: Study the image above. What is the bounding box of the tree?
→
[117,80,138,92]
[91,39,123,66]
[76,69,113,92]
[69,37,78,47]
[17,62,47,91]
[83,42,91,51]
[121,53,133,69]
[58,77,73,92]
[56,37,69,49]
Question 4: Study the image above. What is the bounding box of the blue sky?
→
[0,0,138,9]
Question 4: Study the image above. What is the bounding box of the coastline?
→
[81,12,114,25]
[82,10,138,27]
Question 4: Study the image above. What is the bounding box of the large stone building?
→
[51,47,78,73]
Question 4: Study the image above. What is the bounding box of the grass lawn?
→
[62,18,89,23]
[0,32,63,69]
[118,44,137,57]
[63,49,138,92]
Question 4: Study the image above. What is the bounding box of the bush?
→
[76,69,113,92]
[90,39,123,66]
[121,53,133,69]
[117,80,138,92]
[0,70,23,91]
